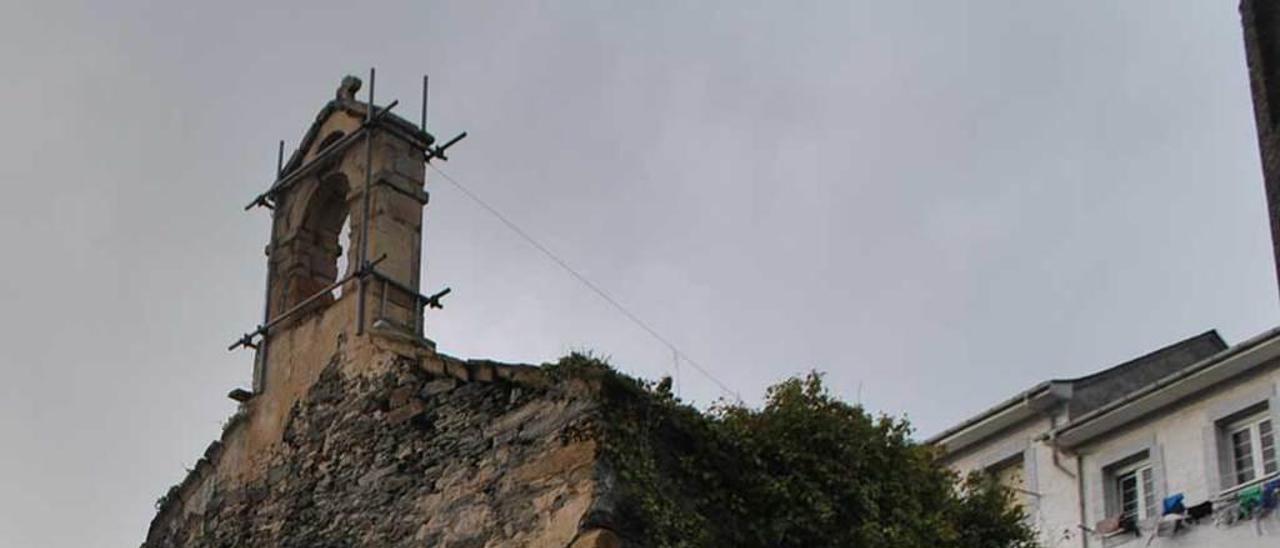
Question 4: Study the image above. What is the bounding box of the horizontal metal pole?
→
[437,131,467,152]
[245,101,401,210]
[424,131,467,162]
[246,129,364,210]
[379,120,434,152]
[423,287,451,309]
[228,254,387,351]
[367,267,443,307]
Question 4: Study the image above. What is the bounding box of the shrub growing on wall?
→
[549,353,1037,548]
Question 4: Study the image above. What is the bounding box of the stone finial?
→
[337,75,362,102]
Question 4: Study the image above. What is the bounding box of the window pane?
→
[1141,467,1156,518]
[1118,472,1139,520]
[1235,428,1257,484]
[1261,420,1277,475]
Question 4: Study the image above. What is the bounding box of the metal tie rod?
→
[424,132,467,162]
[366,267,451,309]
[228,254,388,351]
[423,287,451,309]
[245,100,401,210]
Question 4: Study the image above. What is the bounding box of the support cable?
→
[427,164,741,401]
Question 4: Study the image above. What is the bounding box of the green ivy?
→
[548,353,1038,548]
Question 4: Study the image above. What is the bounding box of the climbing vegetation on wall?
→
[548,353,1038,548]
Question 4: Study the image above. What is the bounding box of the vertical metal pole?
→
[421,75,429,131]
[255,140,285,393]
[413,296,422,338]
[380,278,388,321]
[357,68,376,335]
[418,76,429,340]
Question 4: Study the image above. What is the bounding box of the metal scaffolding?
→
[229,70,465,386]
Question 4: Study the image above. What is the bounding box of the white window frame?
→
[1113,461,1156,522]
[1226,412,1278,487]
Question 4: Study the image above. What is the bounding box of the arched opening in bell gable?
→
[332,213,352,299]
[285,171,353,311]
[316,131,345,156]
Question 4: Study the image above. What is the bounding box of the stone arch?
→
[317,130,345,151]
[283,171,353,310]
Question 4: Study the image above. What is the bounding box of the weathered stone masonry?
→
[144,77,624,547]
[144,350,624,547]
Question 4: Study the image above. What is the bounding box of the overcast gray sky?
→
[2,1,1277,546]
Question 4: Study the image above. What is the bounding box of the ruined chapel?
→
[143,75,628,547]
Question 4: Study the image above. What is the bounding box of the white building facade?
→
[931,328,1280,547]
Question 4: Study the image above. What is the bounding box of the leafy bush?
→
[550,353,1037,548]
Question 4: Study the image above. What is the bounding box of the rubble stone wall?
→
[144,350,622,547]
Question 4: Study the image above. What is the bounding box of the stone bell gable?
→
[145,76,625,548]
[214,75,455,485]
[264,76,434,350]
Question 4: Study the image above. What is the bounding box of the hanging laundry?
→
[1263,479,1280,510]
[1214,499,1240,527]
[1239,489,1259,514]
[1240,485,1264,516]
[1095,516,1122,536]
[1162,493,1185,516]
[1186,500,1213,522]
[1155,513,1185,538]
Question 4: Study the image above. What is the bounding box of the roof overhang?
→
[1053,327,1280,450]
[928,381,1070,456]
